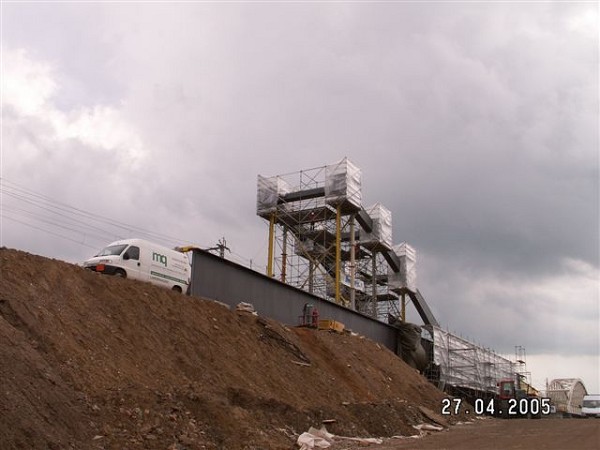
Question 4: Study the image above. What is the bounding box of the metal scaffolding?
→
[257,158,405,316]
[424,325,515,395]
[255,158,531,398]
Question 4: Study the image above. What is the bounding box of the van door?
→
[122,245,143,281]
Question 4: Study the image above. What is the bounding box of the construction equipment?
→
[495,376,547,419]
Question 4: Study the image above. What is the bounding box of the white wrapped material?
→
[389,242,417,291]
[360,203,392,248]
[324,158,362,209]
[256,175,290,216]
[431,326,513,394]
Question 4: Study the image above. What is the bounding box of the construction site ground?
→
[2,248,598,450]
[344,417,600,450]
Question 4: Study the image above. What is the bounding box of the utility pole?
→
[207,237,230,258]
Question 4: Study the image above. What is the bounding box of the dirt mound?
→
[0,248,465,449]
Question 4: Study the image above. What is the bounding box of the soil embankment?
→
[0,248,465,449]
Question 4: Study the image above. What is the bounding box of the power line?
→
[1,177,268,273]
[0,177,197,248]
[1,204,116,243]
[1,214,99,250]
[0,178,187,246]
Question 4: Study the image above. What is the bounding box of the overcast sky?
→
[2,2,598,393]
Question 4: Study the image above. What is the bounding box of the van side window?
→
[126,246,140,260]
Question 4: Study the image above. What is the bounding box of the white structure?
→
[361,203,393,249]
[256,175,290,217]
[389,242,417,292]
[427,325,514,394]
[324,157,362,209]
[545,378,588,416]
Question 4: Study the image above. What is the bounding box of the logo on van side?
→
[152,252,168,266]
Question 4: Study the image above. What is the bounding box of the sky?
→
[1,2,598,394]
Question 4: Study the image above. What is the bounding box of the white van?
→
[84,238,191,293]
[582,394,600,418]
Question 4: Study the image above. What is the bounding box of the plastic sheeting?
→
[430,326,513,393]
[389,242,417,291]
[324,158,362,209]
[297,426,383,449]
[297,427,333,449]
[361,203,392,248]
[256,175,290,216]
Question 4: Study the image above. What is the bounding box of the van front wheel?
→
[115,269,127,278]
[172,286,182,293]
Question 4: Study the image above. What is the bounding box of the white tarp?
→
[431,325,513,393]
[324,157,362,209]
[257,175,290,216]
[297,426,382,449]
[297,427,333,449]
[389,242,417,291]
[361,203,393,248]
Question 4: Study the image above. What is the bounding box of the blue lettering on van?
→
[152,252,168,266]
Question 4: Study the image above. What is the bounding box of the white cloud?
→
[2,46,145,166]
[566,6,598,37]
[1,46,155,260]
[49,105,144,164]
[2,47,57,115]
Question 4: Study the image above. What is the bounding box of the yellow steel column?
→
[267,213,275,277]
[335,204,342,303]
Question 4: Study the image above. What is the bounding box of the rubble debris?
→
[236,302,257,314]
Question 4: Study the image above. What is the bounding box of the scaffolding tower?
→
[257,158,402,316]
[514,345,534,393]
[255,158,528,399]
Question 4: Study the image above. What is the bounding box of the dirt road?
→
[342,418,600,450]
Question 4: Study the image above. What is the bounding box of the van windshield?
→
[95,244,128,257]
[583,399,600,408]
